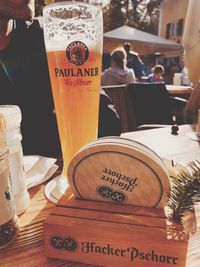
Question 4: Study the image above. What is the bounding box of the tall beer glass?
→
[43,2,103,199]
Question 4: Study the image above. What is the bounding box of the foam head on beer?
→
[43,2,103,179]
[43,2,103,52]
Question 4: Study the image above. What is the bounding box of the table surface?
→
[1,125,200,267]
[122,124,200,165]
[166,85,193,95]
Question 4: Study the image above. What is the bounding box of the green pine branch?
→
[168,161,200,222]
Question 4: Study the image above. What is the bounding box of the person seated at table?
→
[101,48,136,86]
[146,64,165,83]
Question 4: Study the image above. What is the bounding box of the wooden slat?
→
[45,215,188,267]
[51,206,184,231]
[58,194,165,218]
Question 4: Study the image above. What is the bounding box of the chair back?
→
[127,83,172,126]
[101,84,137,132]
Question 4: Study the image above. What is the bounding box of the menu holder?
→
[45,193,188,267]
[44,137,188,267]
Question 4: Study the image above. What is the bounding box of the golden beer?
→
[43,2,103,194]
[47,50,102,176]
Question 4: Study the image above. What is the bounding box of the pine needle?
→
[168,160,200,223]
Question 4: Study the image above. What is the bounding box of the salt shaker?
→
[0,114,18,249]
[0,106,30,215]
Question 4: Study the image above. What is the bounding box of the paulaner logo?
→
[66,41,89,66]
[81,242,179,265]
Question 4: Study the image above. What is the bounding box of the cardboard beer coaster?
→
[67,137,170,208]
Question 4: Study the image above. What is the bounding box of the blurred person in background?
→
[146,64,165,83]
[123,42,145,80]
[101,48,135,86]
[164,61,181,85]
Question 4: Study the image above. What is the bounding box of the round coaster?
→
[68,137,170,208]
[81,136,167,173]
[45,176,69,204]
[186,132,200,141]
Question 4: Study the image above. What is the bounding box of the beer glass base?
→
[45,175,69,204]
[186,132,200,142]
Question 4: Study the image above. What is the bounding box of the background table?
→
[166,85,193,95]
[166,85,193,101]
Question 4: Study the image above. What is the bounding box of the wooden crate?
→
[45,195,188,267]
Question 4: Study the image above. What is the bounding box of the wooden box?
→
[45,194,188,267]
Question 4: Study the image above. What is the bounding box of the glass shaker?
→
[0,106,30,215]
[0,114,18,249]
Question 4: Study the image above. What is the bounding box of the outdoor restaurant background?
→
[35,0,188,83]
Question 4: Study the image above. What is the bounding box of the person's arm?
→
[184,82,200,123]
[0,0,34,21]
[136,54,145,77]
[98,89,121,137]
[182,0,200,86]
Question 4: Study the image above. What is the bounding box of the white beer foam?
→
[43,2,103,53]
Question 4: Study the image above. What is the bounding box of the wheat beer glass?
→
[43,2,103,197]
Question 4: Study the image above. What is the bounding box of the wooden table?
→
[121,124,200,166]
[122,124,200,267]
[1,125,200,267]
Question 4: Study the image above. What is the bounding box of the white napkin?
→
[23,155,59,189]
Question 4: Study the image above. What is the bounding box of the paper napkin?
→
[23,155,59,189]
